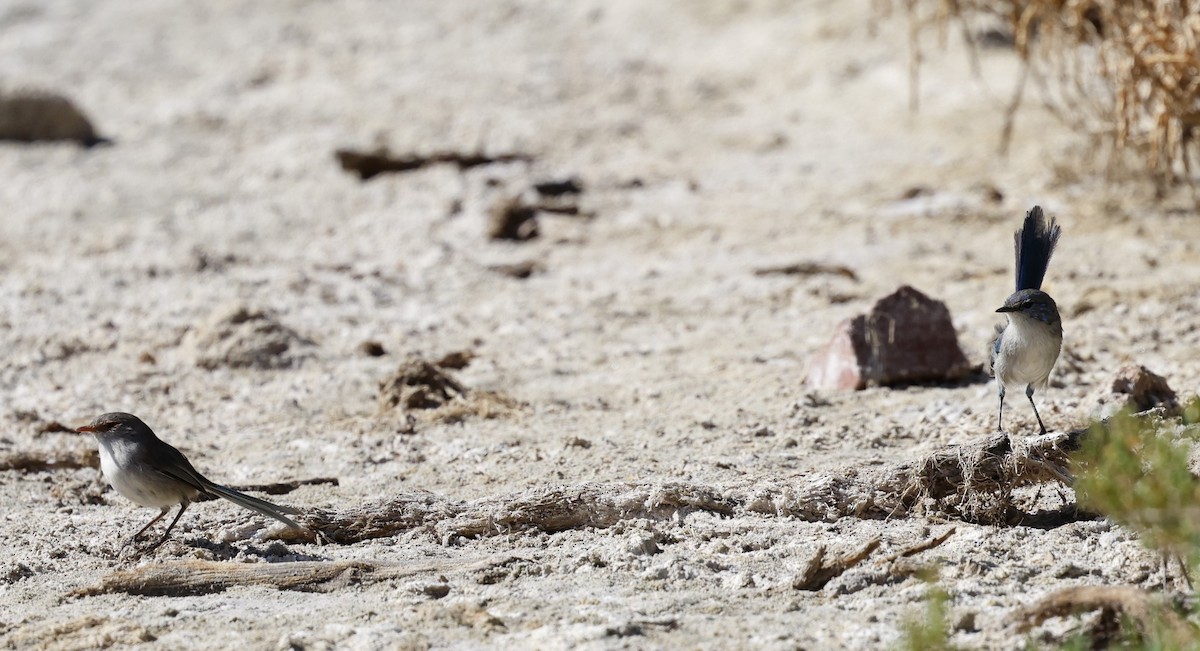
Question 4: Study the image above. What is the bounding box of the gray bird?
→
[77,412,304,554]
[990,206,1063,435]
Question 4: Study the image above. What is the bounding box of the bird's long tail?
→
[200,479,304,530]
[1015,205,1061,291]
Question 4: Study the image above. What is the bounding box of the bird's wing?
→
[148,439,305,530]
[149,443,209,493]
[988,324,1004,377]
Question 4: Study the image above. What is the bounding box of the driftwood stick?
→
[72,556,512,597]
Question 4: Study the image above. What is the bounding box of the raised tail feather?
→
[1015,205,1061,292]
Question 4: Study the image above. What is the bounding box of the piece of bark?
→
[378,357,468,411]
[806,285,971,390]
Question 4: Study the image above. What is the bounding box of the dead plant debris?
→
[378,357,469,411]
[1011,585,1192,646]
[883,527,957,563]
[793,538,881,591]
[894,1,1200,185]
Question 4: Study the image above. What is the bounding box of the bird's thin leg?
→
[997,385,1006,432]
[119,507,169,557]
[144,501,190,554]
[1025,384,1047,435]
[1162,553,1172,593]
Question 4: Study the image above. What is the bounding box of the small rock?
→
[421,583,451,599]
[954,611,978,632]
[1090,364,1179,419]
[899,185,932,199]
[627,534,662,556]
[434,349,475,370]
[0,90,108,146]
[487,195,538,241]
[806,285,971,390]
[358,341,386,357]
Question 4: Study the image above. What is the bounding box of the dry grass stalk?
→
[894,1,1200,186]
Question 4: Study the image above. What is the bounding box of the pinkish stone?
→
[806,285,971,390]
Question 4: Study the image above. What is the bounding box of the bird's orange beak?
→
[76,425,96,433]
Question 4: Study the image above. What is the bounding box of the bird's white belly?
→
[98,439,184,507]
[995,316,1061,390]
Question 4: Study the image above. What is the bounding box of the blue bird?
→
[990,206,1063,435]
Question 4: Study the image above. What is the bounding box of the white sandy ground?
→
[2,0,1200,649]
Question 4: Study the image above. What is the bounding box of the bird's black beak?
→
[995,305,1013,313]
